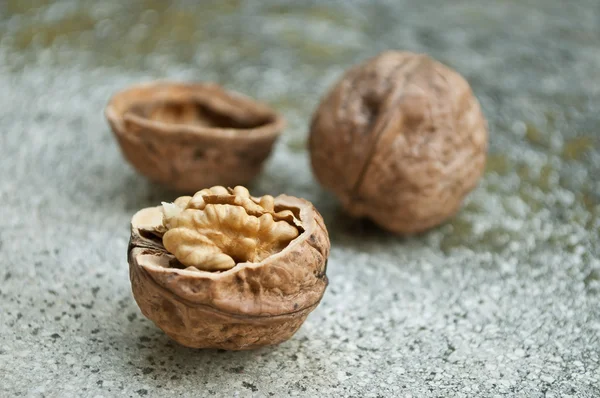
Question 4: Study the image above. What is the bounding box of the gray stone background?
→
[1,0,599,397]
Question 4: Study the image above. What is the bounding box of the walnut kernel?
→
[160,186,300,271]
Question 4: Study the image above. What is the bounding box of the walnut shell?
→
[128,190,330,350]
[309,51,488,234]
[105,82,285,192]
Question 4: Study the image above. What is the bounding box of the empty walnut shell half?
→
[128,186,330,350]
[105,82,285,192]
[309,51,488,234]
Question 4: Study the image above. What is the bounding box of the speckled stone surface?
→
[1,1,599,397]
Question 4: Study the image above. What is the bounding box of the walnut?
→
[309,51,488,234]
[105,82,285,192]
[128,186,330,350]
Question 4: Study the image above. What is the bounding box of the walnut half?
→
[105,82,285,192]
[128,186,330,350]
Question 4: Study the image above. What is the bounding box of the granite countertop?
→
[1,1,599,397]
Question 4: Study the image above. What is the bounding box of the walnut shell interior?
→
[105,82,285,192]
[125,90,276,131]
[128,189,330,350]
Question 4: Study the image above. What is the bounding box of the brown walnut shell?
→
[309,51,488,234]
[128,194,330,350]
[105,81,285,193]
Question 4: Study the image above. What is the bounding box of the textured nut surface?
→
[105,82,285,193]
[161,186,299,271]
[128,186,330,350]
[309,51,488,234]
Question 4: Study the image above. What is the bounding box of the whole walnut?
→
[128,186,330,350]
[309,51,488,234]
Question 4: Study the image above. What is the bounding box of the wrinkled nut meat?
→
[161,186,300,271]
[128,186,330,350]
[105,82,285,192]
[309,51,488,234]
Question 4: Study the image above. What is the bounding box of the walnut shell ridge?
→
[106,81,285,193]
[309,51,488,234]
[128,195,330,350]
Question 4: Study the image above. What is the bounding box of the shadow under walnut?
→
[128,189,330,350]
